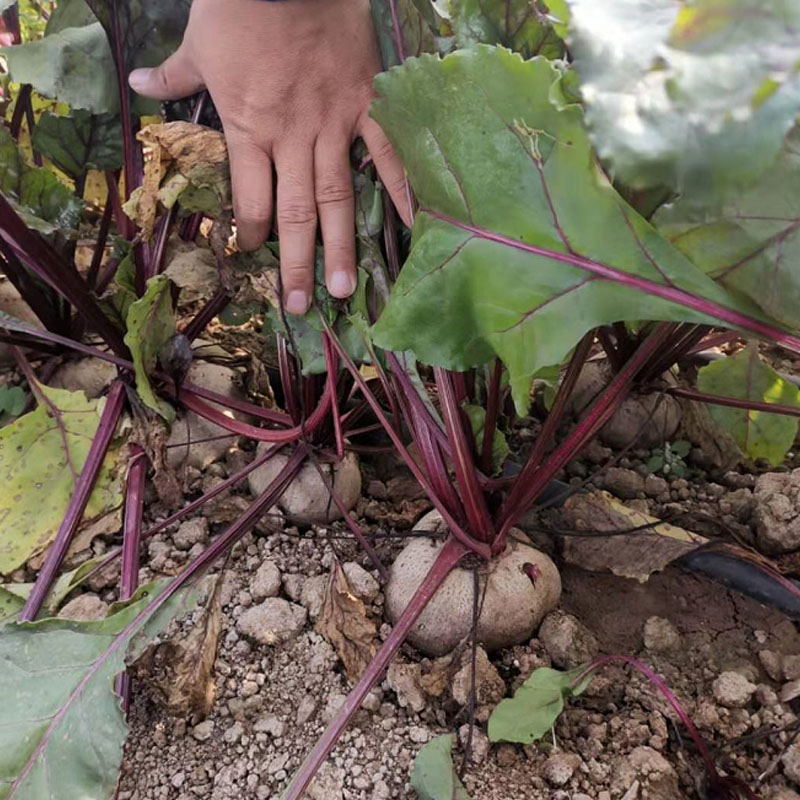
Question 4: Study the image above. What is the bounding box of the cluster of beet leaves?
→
[0,0,798,797]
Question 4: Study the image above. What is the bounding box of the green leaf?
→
[445,0,564,57]
[488,665,591,743]
[0,580,201,799]
[0,385,26,421]
[568,0,800,204]
[655,126,800,331]
[4,23,118,114]
[0,126,83,233]
[85,0,190,72]
[463,404,509,474]
[0,556,106,627]
[32,110,123,180]
[0,386,124,576]
[45,0,99,36]
[124,275,177,422]
[370,49,761,412]
[411,734,473,800]
[371,0,442,68]
[696,344,800,465]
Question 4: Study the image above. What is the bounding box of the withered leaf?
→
[131,571,223,720]
[556,490,707,582]
[124,122,231,239]
[316,558,378,683]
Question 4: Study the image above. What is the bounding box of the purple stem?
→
[496,332,594,540]
[114,444,147,708]
[89,444,285,579]
[20,381,126,621]
[178,379,332,443]
[278,336,301,424]
[282,536,467,800]
[435,367,494,542]
[87,195,115,291]
[324,334,345,460]
[480,359,503,476]
[0,194,129,356]
[322,315,491,559]
[578,655,719,781]
[8,446,307,796]
[667,386,800,419]
[427,210,800,357]
[498,325,672,539]
[182,287,233,343]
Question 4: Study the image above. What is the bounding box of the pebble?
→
[603,467,645,499]
[237,598,307,645]
[458,724,490,764]
[300,574,328,620]
[783,742,800,785]
[191,720,214,741]
[58,593,109,621]
[539,611,599,669]
[342,562,380,603]
[542,752,581,787]
[249,560,282,601]
[253,713,286,737]
[712,671,757,708]
[643,617,681,652]
[172,518,208,551]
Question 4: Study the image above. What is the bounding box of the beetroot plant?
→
[0,0,798,798]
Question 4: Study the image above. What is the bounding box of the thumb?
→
[129,47,204,101]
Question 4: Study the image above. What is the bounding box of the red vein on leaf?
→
[422,209,800,355]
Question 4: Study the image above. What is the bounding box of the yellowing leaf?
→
[0,386,124,575]
[697,344,800,465]
[125,122,230,239]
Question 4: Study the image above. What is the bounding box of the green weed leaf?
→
[124,275,177,422]
[0,386,124,576]
[0,580,201,799]
[370,49,760,412]
[488,665,591,743]
[568,0,800,204]
[696,344,800,465]
[411,734,472,800]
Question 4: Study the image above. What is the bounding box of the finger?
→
[275,147,317,315]
[228,134,273,252]
[360,116,413,227]
[315,136,356,299]
[129,46,204,101]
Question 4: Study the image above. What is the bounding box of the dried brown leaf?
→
[316,558,378,683]
[131,572,224,720]
[125,122,230,239]
[556,490,707,582]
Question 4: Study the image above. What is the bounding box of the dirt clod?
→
[712,671,757,708]
[539,610,599,669]
[236,598,307,646]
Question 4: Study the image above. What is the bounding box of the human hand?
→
[129,0,411,314]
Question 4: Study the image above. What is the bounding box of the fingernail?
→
[128,68,152,92]
[329,270,356,298]
[285,290,309,315]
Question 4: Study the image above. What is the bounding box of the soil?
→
[112,438,800,800]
